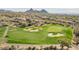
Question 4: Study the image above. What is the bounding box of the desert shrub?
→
[27,47,32,50]
[31,47,36,50]
[9,45,16,50]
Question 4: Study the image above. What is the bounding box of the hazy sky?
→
[0,8,79,14]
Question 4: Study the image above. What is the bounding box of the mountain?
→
[40,9,48,13]
[26,8,48,13]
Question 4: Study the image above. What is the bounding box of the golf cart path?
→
[2,26,9,38]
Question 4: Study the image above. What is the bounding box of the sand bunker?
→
[48,33,64,37]
[24,28,39,32]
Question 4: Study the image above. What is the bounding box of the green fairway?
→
[7,24,73,44]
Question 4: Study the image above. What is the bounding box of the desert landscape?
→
[0,8,79,50]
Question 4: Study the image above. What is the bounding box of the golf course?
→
[2,24,73,44]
